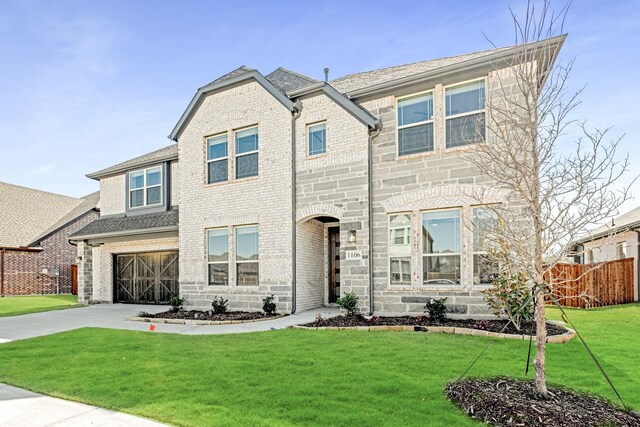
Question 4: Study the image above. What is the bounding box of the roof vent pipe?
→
[323,68,329,82]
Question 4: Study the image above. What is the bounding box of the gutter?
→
[367,121,383,314]
[290,100,303,314]
[69,225,179,242]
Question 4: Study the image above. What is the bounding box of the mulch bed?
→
[141,310,279,321]
[303,315,567,336]
[446,378,640,427]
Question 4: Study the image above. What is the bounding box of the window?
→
[586,249,594,264]
[422,209,461,285]
[617,242,627,259]
[236,226,259,286]
[207,228,229,285]
[207,134,228,184]
[235,127,258,179]
[445,80,486,148]
[397,93,434,156]
[389,214,412,285]
[308,122,326,156]
[473,207,499,285]
[129,166,162,208]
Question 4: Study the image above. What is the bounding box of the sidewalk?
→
[0,383,168,426]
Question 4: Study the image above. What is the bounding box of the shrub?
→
[424,297,448,322]
[168,295,184,313]
[483,272,533,331]
[336,292,359,317]
[262,294,277,315]
[211,296,229,314]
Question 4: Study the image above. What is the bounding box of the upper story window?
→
[397,92,434,156]
[445,80,486,148]
[207,134,228,184]
[308,122,326,156]
[235,127,258,179]
[422,209,461,285]
[129,166,162,208]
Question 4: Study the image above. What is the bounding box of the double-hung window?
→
[308,122,326,156]
[235,127,258,179]
[207,228,229,285]
[473,207,499,285]
[445,80,486,148]
[397,92,434,156]
[207,134,228,184]
[389,213,412,285]
[617,242,627,259]
[129,166,162,208]
[236,225,259,286]
[422,209,461,285]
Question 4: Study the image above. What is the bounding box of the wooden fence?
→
[546,258,635,308]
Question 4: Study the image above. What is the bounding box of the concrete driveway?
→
[0,303,339,342]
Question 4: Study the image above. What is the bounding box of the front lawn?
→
[0,295,81,317]
[0,304,637,426]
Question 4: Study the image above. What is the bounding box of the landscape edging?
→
[127,313,286,325]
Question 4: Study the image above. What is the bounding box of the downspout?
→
[0,249,5,297]
[367,121,383,315]
[291,100,303,314]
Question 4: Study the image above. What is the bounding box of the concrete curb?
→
[128,313,286,325]
[287,324,577,343]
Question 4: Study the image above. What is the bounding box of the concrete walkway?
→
[0,383,168,426]
[0,304,339,342]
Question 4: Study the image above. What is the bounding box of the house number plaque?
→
[344,250,363,261]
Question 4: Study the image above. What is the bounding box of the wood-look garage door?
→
[114,251,179,304]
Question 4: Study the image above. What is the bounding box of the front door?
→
[114,251,179,304]
[328,227,340,303]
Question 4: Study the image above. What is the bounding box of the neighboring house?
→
[571,206,640,301]
[70,36,565,316]
[0,182,100,296]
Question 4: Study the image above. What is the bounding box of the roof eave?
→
[574,219,640,245]
[69,225,179,242]
[86,153,178,180]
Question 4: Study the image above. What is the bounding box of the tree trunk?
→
[534,288,548,396]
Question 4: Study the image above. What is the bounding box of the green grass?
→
[0,295,82,317]
[0,304,638,426]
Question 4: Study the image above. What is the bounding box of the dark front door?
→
[114,251,179,304]
[328,227,340,303]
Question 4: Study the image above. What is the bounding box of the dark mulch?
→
[141,310,279,321]
[446,378,640,427]
[303,315,568,336]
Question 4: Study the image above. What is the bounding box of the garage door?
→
[114,251,179,304]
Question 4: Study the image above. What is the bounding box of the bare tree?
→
[466,0,632,396]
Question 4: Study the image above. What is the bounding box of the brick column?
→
[77,241,93,304]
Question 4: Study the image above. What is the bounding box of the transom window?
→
[445,80,486,148]
[235,127,258,179]
[129,166,162,208]
[207,228,229,285]
[207,134,228,184]
[236,225,259,286]
[422,209,461,285]
[308,122,326,156]
[397,92,434,156]
[389,213,412,285]
[473,207,499,285]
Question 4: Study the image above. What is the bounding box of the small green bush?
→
[483,272,533,331]
[262,295,277,315]
[211,296,229,314]
[169,295,185,313]
[424,298,448,322]
[336,292,359,317]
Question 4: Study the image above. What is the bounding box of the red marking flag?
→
[149,324,156,332]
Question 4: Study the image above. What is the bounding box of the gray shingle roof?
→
[69,210,179,240]
[265,67,319,94]
[86,144,178,180]
[0,182,90,248]
[204,66,256,88]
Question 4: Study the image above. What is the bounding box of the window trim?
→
[234,125,259,180]
[307,121,327,157]
[128,166,163,209]
[235,224,259,286]
[206,132,229,184]
[207,227,230,286]
[388,212,412,287]
[396,90,435,157]
[443,77,487,149]
[421,207,463,287]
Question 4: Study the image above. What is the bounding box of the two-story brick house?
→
[71,35,565,316]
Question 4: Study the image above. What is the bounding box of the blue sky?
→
[0,0,638,211]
